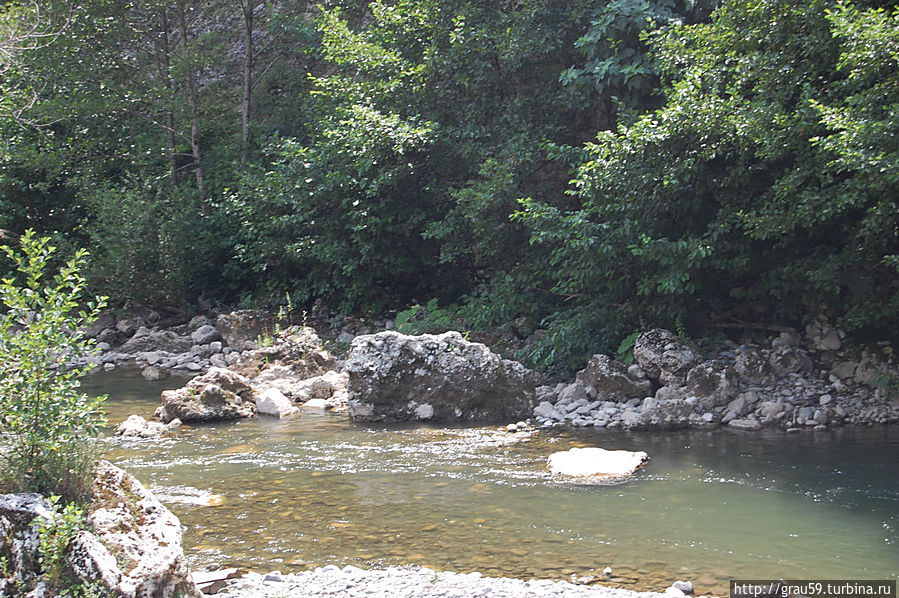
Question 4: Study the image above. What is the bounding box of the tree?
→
[0,230,107,502]
[516,0,899,370]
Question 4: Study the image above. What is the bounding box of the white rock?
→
[665,586,687,598]
[116,414,167,438]
[547,447,649,481]
[415,403,435,420]
[255,388,298,418]
[302,398,330,410]
[672,580,694,594]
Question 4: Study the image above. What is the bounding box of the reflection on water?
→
[84,368,899,595]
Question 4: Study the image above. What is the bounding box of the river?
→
[84,368,899,595]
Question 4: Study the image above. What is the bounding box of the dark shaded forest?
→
[2,0,897,370]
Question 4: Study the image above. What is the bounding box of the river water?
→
[84,368,899,595]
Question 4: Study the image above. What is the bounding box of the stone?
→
[728,418,761,431]
[66,530,122,592]
[830,361,857,380]
[533,401,556,419]
[0,492,53,586]
[116,316,146,336]
[159,367,256,422]
[684,360,739,410]
[665,587,687,598]
[734,347,775,384]
[141,366,166,381]
[547,447,649,481]
[120,330,194,355]
[635,399,694,429]
[337,332,355,345]
[83,312,116,339]
[633,329,698,386]
[97,327,126,347]
[256,388,298,418]
[575,354,652,402]
[116,414,168,438]
[557,382,588,404]
[672,580,694,594]
[88,461,201,597]
[819,394,833,406]
[302,398,329,410]
[191,324,221,345]
[188,315,211,329]
[209,341,223,353]
[344,331,537,423]
[215,310,277,349]
[235,327,335,380]
[769,345,812,375]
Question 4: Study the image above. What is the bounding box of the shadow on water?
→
[84,368,899,595]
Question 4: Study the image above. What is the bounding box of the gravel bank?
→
[213,565,669,598]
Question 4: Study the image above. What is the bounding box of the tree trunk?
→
[240,0,257,164]
[175,0,207,208]
[158,8,178,189]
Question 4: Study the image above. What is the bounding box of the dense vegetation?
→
[1,0,897,371]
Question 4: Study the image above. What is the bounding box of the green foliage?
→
[0,230,107,503]
[615,331,641,364]
[518,0,899,367]
[37,496,87,588]
[394,298,458,334]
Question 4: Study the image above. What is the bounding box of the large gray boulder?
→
[120,330,193,355]
[575,354,652,402]
[633,329,698,386]
[344,331,537,422]
[684,360,739,410]
[159,367,256,422]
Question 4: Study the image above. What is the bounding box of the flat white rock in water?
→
[547,447,649,481]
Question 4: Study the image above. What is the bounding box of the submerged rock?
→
[547,447,649,481]
[116,414,181,438]
[344,331,537,423]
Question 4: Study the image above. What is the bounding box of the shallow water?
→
[84,368,899,595]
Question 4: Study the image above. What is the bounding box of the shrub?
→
[0,230,107,503]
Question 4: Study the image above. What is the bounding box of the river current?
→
[84,368,899,595]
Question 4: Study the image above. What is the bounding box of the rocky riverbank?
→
[84,306,899,433]
[210,565,681,598]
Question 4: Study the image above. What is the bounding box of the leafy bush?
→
[0,230,107,503]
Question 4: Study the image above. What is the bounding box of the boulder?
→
[0,463,200,598]
[235,326,335,379]
[547,447,649,481]
[83,312,117,339]
[255,388,298,418]
[0,493,53,588]
[734,346,775,384]
[769,345,812,375]
[159,367,256,422]
[684,360,739,410]
[634,399,695,429]
[633,329,698,386]
[86,460,200,597]
[575,354,652,402]
[190,324,221,345]
[116,414,181,438]
[344,331,537,422]
[120,330,193,355]
[215,310,276,349]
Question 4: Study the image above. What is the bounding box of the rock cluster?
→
[343,331,537,423]
[75,309,283,380]
[533,328,899,431]
[149,326,349,424]
[0,461,199,598]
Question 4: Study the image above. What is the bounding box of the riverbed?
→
[84,368,899,596]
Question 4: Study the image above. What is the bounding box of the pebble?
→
[214,566,666,598]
